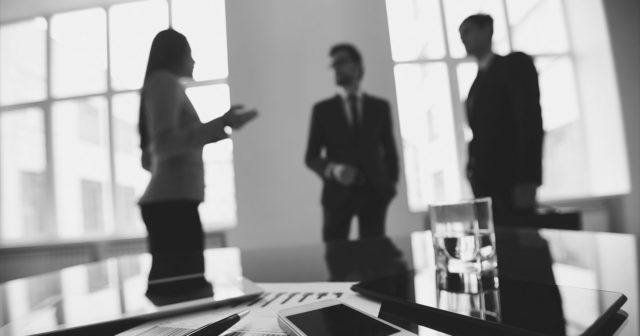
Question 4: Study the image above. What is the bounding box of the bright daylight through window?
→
[0,0,234,244]
[385,0,629,211]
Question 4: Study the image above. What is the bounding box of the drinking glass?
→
[429,198,498,277]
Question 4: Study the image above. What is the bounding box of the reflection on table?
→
[0,228,637,336]
[0,248,249,336]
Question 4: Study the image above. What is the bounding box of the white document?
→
[117,282,381,336]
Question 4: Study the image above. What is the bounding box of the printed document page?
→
[117,282,381,336]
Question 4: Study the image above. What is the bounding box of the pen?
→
[188,310,250,336]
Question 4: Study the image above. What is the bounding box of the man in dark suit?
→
[305,43,399,242]
[459,14,544,222]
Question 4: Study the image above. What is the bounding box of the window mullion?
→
[44,14,58,238]
[502,0,514,51]
[106,5,117,235]
[438,0,469,199]
[168,0,173,27]
[557,0,583,117]
[437,0,452,58]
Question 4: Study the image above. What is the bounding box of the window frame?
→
[389,0,579,210]
[0,0,233,245]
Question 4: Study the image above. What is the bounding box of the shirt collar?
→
[478,52,495,71]
[337,87,364,100]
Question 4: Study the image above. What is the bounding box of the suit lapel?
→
[359,94,369,133]
[361,94,372,129]
[329,95,353,141]
[360,94,376,138]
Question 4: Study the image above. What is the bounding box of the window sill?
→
[0,230,227,283]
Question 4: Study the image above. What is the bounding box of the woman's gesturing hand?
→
[223,105,258,130]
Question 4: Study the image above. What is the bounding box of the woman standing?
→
[138,28,256,294]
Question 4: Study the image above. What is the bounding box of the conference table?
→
[0,227,637,335]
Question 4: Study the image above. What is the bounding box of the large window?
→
[386,0,629,211]
[0,0,234,244]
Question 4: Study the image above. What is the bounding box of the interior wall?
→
[602,0,640,235]
[225,0,422,249]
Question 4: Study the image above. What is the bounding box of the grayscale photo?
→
[0,0,638,335]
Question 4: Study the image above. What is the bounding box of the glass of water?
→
[429,198,497,279]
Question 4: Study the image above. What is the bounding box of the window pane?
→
[0,108,49,242]
[112,93,148,235]
[536,56,580,131]
[456,62,478,145]
[535,56,587,200]
[50,8,107,98]
[506,0,569,54]
[394,63,461,210]
[52,98,112,238]
[0,19,47,106]
[185,84,235,227]
[109,0,169,90]
[539,122,589,200]
[172,0,228,80]
[456,62,478,102]
[442,0,510,58]
[385,0,446,61]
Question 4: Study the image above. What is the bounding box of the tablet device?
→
[352,269,627,336]
[278,299,415,336]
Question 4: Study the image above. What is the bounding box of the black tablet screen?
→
[353,270,627,336]
[287,304,399,336]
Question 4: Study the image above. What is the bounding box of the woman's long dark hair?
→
[139,28,191,154]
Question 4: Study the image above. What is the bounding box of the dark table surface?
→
[0,228,637,335]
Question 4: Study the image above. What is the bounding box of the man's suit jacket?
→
[466,52,544,195]
[305,94,399,208]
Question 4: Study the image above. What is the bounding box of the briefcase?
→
[500,206,582,230]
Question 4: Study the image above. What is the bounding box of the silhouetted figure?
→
[305,43,400,242]
[459,14,544,224]
[138,28,257,295]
